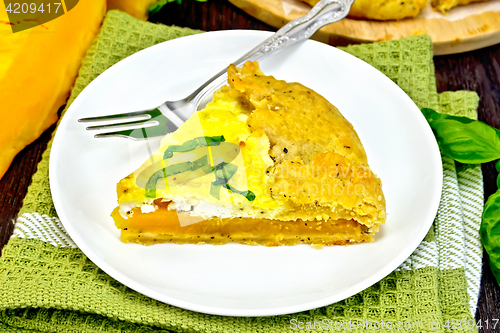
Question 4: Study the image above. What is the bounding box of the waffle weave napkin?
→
[0,10,484,333]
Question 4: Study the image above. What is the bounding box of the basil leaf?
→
[145,155,209,198]
[209,182,222,200]
[226,184,256,201]
[422,108,500,286]
[421,108,500,164]
[149,0,182,15]
[209,163,255,201]
[496,161,500,189]
[149,0,206,15]
[481,189,500,285]
[164,136,225,159]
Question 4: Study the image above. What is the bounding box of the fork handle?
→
[186,0,355,107]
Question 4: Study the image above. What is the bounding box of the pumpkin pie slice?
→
[111,61,386,247]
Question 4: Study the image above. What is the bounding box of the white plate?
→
[50,30,442,317]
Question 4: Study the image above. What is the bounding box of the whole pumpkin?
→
[0,0,106,180]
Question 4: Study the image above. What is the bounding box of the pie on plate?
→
[49,30,443,315]
[111,61,386,247]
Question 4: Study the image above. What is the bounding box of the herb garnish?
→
[145,136,255,201]
[163,135,224,159]
[422,108,500,285]
[422,108,500,163]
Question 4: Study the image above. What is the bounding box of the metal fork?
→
[79,0,354,140]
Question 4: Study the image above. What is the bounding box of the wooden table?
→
[1,0,499,331]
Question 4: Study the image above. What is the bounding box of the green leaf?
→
[423,108,500,286]
[213,163,238,183]
[209,163,255,201]
[480,189,500,285]
[226,184,256,201]
[148,0,205,15]
[145,155,209,198]
[209,182,221,200]
[164,135,224,159]
[421,108,500,164]
[496,160,500,188]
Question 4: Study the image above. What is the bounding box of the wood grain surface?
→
[228,0,500,55]
[0,0,499,330]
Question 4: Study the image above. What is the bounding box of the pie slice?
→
[111,61,386,247]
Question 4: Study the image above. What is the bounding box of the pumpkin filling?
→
[112,200,376,246]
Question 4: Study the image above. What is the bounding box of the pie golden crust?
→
[431,0,488,13]
[111,61,386,247]
[301,0,430,20]
[302,0,490,19]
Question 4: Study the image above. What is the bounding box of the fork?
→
[79,0,354,140]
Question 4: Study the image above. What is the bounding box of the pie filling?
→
[112,200,377,247]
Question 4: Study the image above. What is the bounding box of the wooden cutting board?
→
[228,0,500,55]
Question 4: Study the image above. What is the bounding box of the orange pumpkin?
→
[0,0,106,180]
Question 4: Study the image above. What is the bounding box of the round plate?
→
[50,30,442,317]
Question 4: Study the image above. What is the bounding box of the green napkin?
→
[0,10,484,333]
